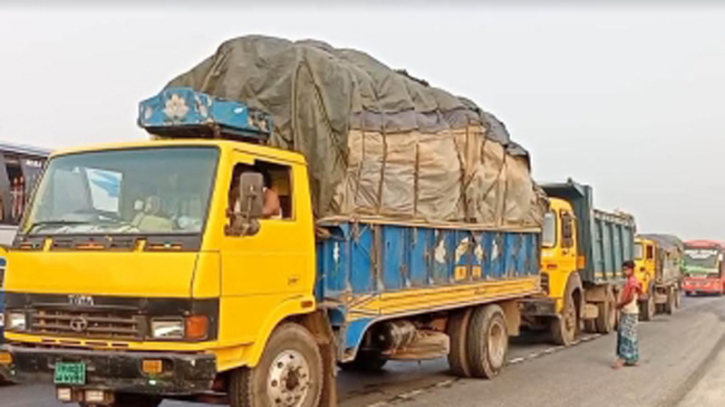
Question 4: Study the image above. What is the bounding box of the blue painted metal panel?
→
[137,87,272,142]
[316,221,541,356]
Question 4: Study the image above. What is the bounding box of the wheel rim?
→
[267,350,312,407]
[488,320,507,368]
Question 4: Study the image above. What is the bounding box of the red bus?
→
[682,240,725,296]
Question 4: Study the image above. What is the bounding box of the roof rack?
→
[137,87,272,143]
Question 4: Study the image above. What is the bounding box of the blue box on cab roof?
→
[137,87,272,142]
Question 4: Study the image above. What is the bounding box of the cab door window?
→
[226,160,293,235]
[560,211,575,249]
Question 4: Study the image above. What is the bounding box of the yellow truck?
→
[0,80,545,407]
[520,180,636,345]
[634,234,683,320]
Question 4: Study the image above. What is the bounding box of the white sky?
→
[1,4,723,239]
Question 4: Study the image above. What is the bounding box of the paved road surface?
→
[1,295,723,407]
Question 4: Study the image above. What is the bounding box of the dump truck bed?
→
[542,180,635,286]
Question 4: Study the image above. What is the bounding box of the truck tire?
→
[466,304,508,379]
[640,293,655,322]
[551,293,578,346]
[446,308,473,377]
[229,323,323,407]
[583,318,597,333]
[595,293,616,334]
[664,287,675,315]
[675,288,682,308]
[338,351,387,372]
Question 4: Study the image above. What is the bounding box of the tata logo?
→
[69,316,89,333]
[68,295,94,307]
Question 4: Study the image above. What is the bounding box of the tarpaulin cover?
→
[166,35,546,227]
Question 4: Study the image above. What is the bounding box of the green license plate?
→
[54,362,86,385]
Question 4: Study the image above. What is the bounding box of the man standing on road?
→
[613,260,642,369]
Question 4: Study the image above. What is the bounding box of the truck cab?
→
[540,198,579,316]
[634,237,656,316]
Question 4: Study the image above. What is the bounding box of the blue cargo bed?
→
[315,220,541,357]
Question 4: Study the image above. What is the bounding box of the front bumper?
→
[0,344,216,396]
[683,279,721,294]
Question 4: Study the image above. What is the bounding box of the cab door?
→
[217,151,316,347]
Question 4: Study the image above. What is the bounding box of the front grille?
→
[29,309,145,339]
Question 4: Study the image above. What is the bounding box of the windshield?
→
[23,146,218,235]
[683,248,719,270]
[542,212,556,248]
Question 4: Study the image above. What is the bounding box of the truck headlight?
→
[7,311,26,331]
[150,319,184,339]
[150,315,208,340]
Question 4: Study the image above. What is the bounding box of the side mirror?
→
[239,172,264,219]
[226,172,264,237]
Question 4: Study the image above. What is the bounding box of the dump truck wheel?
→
[551,293,578,346]
[595,295,615,334]
[338,351,387,372]
[640,294,655,322]
[664,287,675,315]
[466,305,508,379]
[446,308,473,377]
[229,323,323,407]
[675,288,682,308]
[583,318,597,333]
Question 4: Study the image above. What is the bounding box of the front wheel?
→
[551,293,578,346]
[229,323,323,407]
[640,294,655,322]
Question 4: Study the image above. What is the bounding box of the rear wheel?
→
[664,287,675,315]
[447,308,473,377]
[551,293,578,346]
[229,323,323,407]
[466,305,508,379]
[675,288,682,308]
[595,289,616,334]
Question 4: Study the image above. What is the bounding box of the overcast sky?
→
[1,4,723,239]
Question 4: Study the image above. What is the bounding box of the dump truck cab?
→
[634,237,656,296]
[540,197,579,315]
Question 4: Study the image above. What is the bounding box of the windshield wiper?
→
[26,220,90,233]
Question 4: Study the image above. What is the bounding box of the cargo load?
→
[166,35,546,227]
